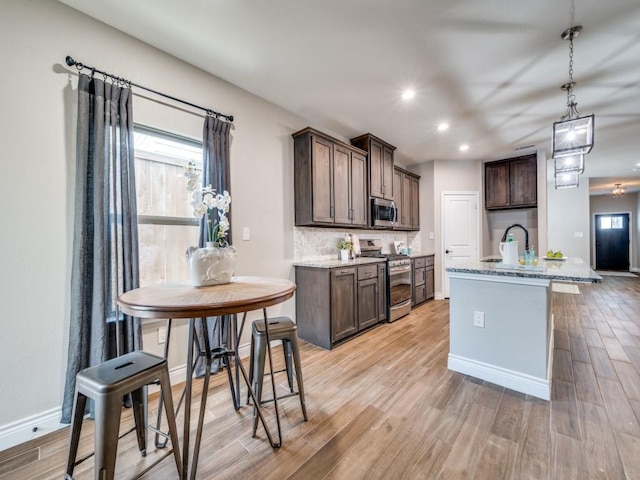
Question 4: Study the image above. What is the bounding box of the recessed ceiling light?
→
[459,144,469,152]
[401,89,415,100]
[437,123,449,132]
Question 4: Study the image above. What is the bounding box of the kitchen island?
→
[445,258,600,400]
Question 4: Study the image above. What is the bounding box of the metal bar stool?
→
[248,316,308,437]
[65,351,182,480]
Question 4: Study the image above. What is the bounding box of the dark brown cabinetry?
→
[293,127,368,227]
[485,154,537,210]
[295,262,385,349]
[350,133,395,200]
[393,166,420,231]
[412,255,434,307]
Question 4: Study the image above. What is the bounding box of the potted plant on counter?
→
[337,240,352,262]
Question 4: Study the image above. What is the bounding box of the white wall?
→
[0,0,310,447]
[546,158,591,262]
[590,192,639,269]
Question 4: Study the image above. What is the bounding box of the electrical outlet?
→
[157,326,166,344]
[429,232,434,240]
[473,311,485,328]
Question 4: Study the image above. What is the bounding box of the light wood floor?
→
[2,276,640,479]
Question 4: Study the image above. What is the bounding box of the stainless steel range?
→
[359,239,412,322]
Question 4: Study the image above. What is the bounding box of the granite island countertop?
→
[446,257,601,283]
[294,257,386,268]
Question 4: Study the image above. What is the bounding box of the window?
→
[599,215,624,230]
[134,126,202,286]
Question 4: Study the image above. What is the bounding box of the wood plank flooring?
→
[2,276,640,479]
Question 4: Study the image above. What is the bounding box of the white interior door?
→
[442,192,480,298]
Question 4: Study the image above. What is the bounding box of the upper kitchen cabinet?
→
[350,133,395,200]
[293,127,368,228]
[393,166,420,231]
[484,154,537,210]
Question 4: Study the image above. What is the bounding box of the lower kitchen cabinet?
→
[412,255,434,307]
[295,262,385,349]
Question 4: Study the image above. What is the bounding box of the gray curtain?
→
[61,74,141,423]
[194,116,232,377]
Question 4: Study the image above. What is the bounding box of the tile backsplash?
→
[294,227,421,261]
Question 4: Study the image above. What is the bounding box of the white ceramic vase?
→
[187,242,237,287]
[340,249,349,262]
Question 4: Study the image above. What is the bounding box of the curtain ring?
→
[206,110,213,117]
[90,68,95,78]
[75,62,83,72]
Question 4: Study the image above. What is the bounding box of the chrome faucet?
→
[501,223,529,251]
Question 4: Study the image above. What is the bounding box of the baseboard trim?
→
[447,353,550,401]
[0,407,66,453]
[0,343,253,453]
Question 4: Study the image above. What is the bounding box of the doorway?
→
[595,213,630,271]
[442,192,480,298]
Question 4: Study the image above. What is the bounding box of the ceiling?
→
[59,0,640,195]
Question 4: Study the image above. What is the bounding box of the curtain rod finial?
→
[65,56,76,67]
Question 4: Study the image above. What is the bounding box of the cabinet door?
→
[401,173,411,227]
[485,161,510,209]
[311,136,334,222]
[378,263,387,322]
[426,266,435,300]
[358,277,379,330]
[510,155,537,207]
[382,146,394,199]
[333,145,351,224]
[393,168,403,225]
[350,151,367,226]
[369,139,384,198]
[331,268,358,343]
[410,176,420,229]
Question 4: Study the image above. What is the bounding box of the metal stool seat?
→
[65,351,182,480]
[248,317,307,437]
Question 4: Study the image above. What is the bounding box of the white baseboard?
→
[447,353,550,401]
[435,292,445,300]
[0,407,66,453]
[0,343,253,453]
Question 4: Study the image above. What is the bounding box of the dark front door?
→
[595,213,630,270]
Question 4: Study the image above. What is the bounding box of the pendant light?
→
[555,171,580,189]
[552,26,594,160]
[554,154,584,176]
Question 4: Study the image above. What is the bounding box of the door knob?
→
[445,249,452,254]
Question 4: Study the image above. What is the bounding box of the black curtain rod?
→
[65,56,234,122]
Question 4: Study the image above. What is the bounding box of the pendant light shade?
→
[555,171,580,189]
[554,154,584,176]
[551,26,594,161]
[552,114,594,158]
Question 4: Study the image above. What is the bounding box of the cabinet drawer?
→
[425,255,434,267]
[414,257,427,269]
[358,264,378,280]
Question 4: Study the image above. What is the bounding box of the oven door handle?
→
[391,201,397,224]
[389,264,411,274]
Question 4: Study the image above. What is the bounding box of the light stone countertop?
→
[446,256,601,283]
[294,257,386,269]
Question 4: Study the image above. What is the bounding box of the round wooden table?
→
[118,276,296,480]
[118,276,296,319]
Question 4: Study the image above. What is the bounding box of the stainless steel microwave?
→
[371,197,397,228]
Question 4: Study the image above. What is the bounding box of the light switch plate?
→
[429,232,434,240]
[157,326,166,344]
[242,227,250,241]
